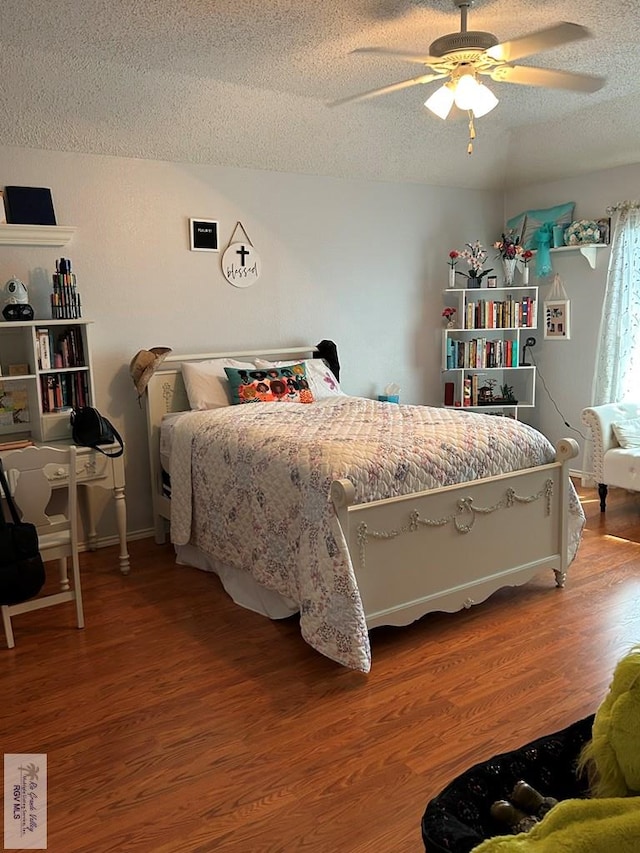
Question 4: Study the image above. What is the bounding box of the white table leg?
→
[81,484,99,552]
[114,485,130,574]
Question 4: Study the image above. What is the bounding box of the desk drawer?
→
[45,452,110,485]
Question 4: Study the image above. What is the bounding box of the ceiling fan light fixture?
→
[337,5,602,153]
[468,81,499,117]
[424,83,455,120]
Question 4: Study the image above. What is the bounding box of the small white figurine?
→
[2,277,33,320]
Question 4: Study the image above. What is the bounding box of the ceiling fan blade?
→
[327,72,447,107]
[490,64,605,93]
[352,47,442,66]
[487,22,592,63]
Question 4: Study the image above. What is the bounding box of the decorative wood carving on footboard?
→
[330,439,579,629]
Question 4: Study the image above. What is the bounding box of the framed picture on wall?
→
[544,299,571,340]
[189,218,219,252]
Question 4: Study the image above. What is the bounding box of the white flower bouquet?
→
[564,219,601,245]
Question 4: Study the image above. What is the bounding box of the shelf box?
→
[40,413,73,441]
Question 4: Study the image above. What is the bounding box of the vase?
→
[448,267,456,288]
[502,258,517,286]
[522,265,530,285]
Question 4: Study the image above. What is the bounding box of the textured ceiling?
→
[0,0,637,190]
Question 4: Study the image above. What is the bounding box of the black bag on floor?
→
[0,461,46,606]
[70,406,124,458]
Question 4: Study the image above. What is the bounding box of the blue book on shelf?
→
[446,338,454,369]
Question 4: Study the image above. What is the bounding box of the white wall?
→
[0,145,501,540]
[506,163,640,467]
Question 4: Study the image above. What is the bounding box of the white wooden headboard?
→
[144,346,319,542]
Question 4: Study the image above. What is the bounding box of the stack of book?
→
[37,327,85,370]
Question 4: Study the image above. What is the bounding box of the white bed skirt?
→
[175,544,299,620]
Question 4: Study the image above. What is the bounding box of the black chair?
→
[421,715,594,853]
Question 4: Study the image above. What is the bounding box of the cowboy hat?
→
[129,347,172,398]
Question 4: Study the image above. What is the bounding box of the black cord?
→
[529,350,587,440]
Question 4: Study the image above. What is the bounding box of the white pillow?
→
[253,358,344,400]
[612,417,640,449]
[181,359,255,410]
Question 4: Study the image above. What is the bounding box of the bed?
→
[144,345,585,673]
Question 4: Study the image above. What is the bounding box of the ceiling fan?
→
[330,0,605,153]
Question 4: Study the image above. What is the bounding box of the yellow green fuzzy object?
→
[471,797,640,853]
[577,643,640,798]
[471,644,640,852]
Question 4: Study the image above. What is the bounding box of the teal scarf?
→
[534,223,554,277]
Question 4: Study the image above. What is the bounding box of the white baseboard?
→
[570,468,590,480]
[78,527,158,553]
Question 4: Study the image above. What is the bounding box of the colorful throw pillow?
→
[612,418,640,449]
[253,358,344,399]
[224,363,315,405]
[507,202,575,251]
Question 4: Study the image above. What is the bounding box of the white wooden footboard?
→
[330,439,579,629]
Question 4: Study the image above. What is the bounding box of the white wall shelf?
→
[534,243,608,270]
[0,224,76,247]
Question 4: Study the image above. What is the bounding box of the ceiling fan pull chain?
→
[467,111,476,155]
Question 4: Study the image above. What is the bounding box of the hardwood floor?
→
[2,482,640,852]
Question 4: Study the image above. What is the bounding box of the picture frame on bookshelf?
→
[544,298,571,340]
[486,276,498,288]
[0,381,30,426]
[596,217,611,245]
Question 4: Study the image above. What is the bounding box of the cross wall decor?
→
[222,221,261,288]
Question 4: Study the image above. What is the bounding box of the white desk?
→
[48,442,130,574]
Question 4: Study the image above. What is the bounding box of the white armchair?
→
[581,403,640,511]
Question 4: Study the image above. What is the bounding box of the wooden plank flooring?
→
[2,482,640,852]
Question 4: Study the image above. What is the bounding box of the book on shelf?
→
[36,328,51,370]
[39,372,89,412]
[462,296,536,330]
[463,377,472,407]
[450,338,520,370]
[471,374,479,406]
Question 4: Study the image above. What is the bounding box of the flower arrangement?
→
[442,307,456,326]
[564,219,601,245]
[456,241,493,284]
[521,249,534,267]
[494,231,523,260]
[448,250,460,269]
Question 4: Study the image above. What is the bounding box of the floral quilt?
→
[170,398,585,672]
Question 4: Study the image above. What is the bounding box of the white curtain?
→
[592,204,640,404]
[583,203,640,483]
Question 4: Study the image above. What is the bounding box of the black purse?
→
[70,407,124,458]
[0,461,46,606]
